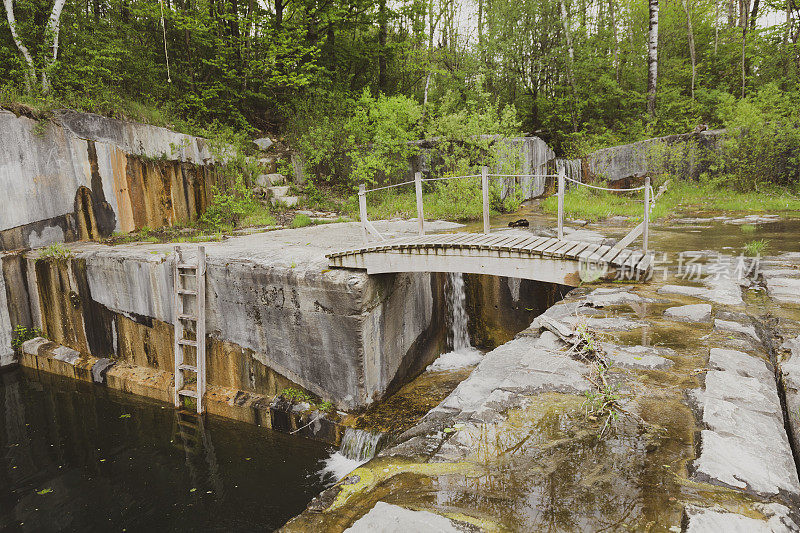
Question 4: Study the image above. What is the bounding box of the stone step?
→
[257,157,277,173]
[256,173,285,187]
[271,196,299,208]
[268,185,291,197]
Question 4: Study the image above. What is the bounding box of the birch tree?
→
[647,0,659,116]
[1,0,69,94]
[2,0,36,92]
[681,0,697,99]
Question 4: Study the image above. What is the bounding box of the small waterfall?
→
[446,273,470,352]
[320,428,384,482]
[339,428,385,462]
[427,274,483,371]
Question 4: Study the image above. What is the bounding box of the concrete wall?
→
[0,109,221,251]
[13,232,449,410]
[0,258,13,367]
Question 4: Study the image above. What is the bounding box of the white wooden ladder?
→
[173,246,207,413]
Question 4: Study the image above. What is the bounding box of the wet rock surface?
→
[664,303,712,323]
[343,502,473,532]
[285,240,800,531]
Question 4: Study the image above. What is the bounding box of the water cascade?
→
[447,272,471,352]
[428,273,483,371]
[339,428,385,462]
[321,428,385,482]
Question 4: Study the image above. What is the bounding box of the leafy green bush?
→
[11,325,44,350]
[38,244,73,260]
[717,84,800,190]
[290,214,313,228]
[199,177,258,231]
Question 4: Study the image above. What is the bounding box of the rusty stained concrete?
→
[0,109,222,251]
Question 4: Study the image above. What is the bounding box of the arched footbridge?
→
[328,169,662,287]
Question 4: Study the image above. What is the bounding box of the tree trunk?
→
[749,0,760,29]
[274,0,282,30]
[608,0,620,82]
[728,0,735,26]
[647,0,659,117]
[741,0,749,96]
[378,0,387,91]
[681,0,696,99]
[559,0,578,130]
[3,0,36,92]
[42,0,68,93]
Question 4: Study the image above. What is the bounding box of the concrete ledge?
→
[20,337,347,446]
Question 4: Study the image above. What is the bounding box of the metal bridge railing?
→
[357,167,656,252]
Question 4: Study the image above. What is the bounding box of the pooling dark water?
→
[0,368,331,532]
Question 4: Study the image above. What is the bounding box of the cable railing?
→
[357,166,656,252]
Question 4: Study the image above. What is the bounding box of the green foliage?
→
[290,214,313,228]
[543,180,800,222]
[740,224,757,234]
[316,401,335,413]
[280,387,313,403]
[199,177,257,231]
[347,90,423,186]
[37,243,73,260]
[744,239,769,257]
[11,325,44,350]
[716,85,800,190]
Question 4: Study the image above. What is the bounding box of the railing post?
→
[482,166,490,235]
[358,184,369,243]
[557,169,565,240]
[643,176,651,252]
[415,171,425,236]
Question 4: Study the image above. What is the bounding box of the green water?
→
[0,368,331,532]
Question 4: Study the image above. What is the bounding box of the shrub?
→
[717,84,800,190]
[290,214,313,228]
[11,325,44,350]
[38,243,73,260]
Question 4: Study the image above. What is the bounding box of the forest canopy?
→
[1,0,799,155]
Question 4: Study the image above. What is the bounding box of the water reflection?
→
[0,368,329,532]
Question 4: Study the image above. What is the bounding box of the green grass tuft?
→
[290,214,313,228]
[744,239,769,256]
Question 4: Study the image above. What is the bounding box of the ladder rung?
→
[178,339,197,347]
[177,314,197,321]
[177,263,197,269]
[177,389,198,398]
[178,363,197,372]
[177,289,197,295]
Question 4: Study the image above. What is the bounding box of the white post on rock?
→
[415,171,425,236]
[557,169,565,240]
[482,166,490,235]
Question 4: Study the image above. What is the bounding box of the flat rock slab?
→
[585,288,654,308]
[344,502,467,533]
[438,335,589,416]
[657,280,743,306]
[766,277,800,305]
[562,315,643,331]
[690,348,800,499]
[601,343,675,370]
[780,336,800,457]
[760,268,800,279]
[714,319,759,341]
[663,303,712,323]
[683,504,798,532]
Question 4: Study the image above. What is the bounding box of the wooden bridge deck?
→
[328,233,652,286]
